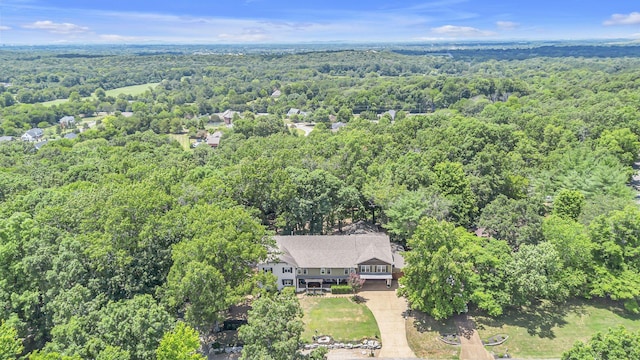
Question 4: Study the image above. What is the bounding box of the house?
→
[206,131,222,148]
[64,132,78,140]
[271,89,281,98]
[287,108,301,117]
[59,116,75,128]
[34,140,48,150]
[259,233,395,291]
[331,122,346,131]
[21,128,44,142]
[221,110,236,125]
[0,136,13,142]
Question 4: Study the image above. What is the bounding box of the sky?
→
[0,0,639,44]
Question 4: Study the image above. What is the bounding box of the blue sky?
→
[0,0,639,44]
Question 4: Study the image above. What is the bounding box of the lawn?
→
[406,313,460,360]
[299,297,379,343]
[39,82,159,106]
[168,134,192,150]
[473,298,640,358]
[407,298,640,359]
[104,83,159,97]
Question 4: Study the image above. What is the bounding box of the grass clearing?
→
[299,297,379,343]
[104,83,159,97]
[406,314,459,360]
[407,298,640,359]
[39,82,159,107]
[473,298,640,358]
[168,134,192,150]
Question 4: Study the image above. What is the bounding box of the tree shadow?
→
[411,310,459,337]
[472,301,579,339]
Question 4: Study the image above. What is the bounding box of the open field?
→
[40,82,159,106]
[299,297,379,343]
[104,83,159,97]
[168,134,192,150]
[407,298,640,359]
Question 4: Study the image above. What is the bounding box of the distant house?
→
[271,89,282,98]
[287,108,301,117]
[387,110,397,120]
[64,132,78,140]
[21,128,44,142]
[221,110,236,125]
[0,136,13,142]
[121,112,134,118]
[34,140,48,150]
[206,131,222,148]
[259,234,395,291]
[331,122,346,131]
[59,116,75,128]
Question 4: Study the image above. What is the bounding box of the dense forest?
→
[2,43,640,358]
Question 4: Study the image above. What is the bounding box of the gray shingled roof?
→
[273,234,393,268]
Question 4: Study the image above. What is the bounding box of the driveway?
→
[359,281,419,359]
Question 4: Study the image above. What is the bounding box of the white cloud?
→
[432,25,496,37]
[604,12,640,26]
[99,34,137,42]
[23,20,89,34]
[218,27,270,42]
[496,21,519,30]
[0,26,11,31]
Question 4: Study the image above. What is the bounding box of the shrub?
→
[330,285,351,294]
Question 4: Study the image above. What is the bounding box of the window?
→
[360,265,371,273]
[344,268,350,275]
[263,267,273,273]
[301,268,308,275]
[282,279,294,287]
[377,265,387,273]
[320,268,330,275]
[283,267,293,274]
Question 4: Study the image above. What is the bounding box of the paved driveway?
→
[359,282,418,359]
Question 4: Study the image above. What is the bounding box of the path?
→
[455,315,494,360]
[359,282,418,359]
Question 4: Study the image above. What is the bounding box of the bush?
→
[330,285,351,294]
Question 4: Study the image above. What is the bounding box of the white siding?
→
[258,262,296,290]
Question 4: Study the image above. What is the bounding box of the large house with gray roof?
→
[259,234,395,291]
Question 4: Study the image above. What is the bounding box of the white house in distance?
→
[59,116,75,128]
[21,128,44,142]
[259,233,395,291]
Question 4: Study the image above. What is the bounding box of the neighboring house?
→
[287,108,301,117]
[64,132,78,140]
[331,122,346,131]
[271,89,281,98]
[59,116,75,128]
[259,234,395,291]
[221,109,236,125]
[34,140,48,150]
[21,128,44,142]
[0,136,13,142]
[206,131,222,148]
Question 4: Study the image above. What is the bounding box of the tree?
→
[0,321,23,359]
[478,195,544,250]
[347,273,365,294]
[156,323,205,360]
[552,189,585,221]
[238,289,304,360]
[562,327,640,360]
[398,218,480,320]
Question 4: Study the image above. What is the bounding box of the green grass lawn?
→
[104,83,159,97]
[473,298,640,358]
[406,298,640,359]
[299,297,379,343]
[406,315,460,360]
[168,134,192,150]
[40,82,159,106]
